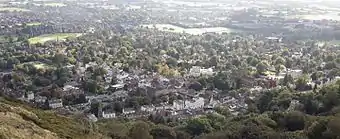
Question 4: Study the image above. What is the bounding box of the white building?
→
[102,111,116,119]
[173,97,205,110]
[26,92,34,101]
[287,69,303,78]
[123,108,136,115]
[189,66,214,77]
[48,99,63,109]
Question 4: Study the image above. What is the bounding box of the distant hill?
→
[0,97,107,139]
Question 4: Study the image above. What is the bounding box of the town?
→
[1,0,340,139]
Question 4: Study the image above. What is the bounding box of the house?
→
[123,108,136,115]
[63,85,80,92]
[173,97,205,110]
[34,96,47,103]
[48,99,63,109]
[141,105,155,113]
[102,110,116,119]
[265,37,282,43]
[23,92,34,101]
[188,66,214,77]
[112,90,128,100]
[110,83,125,91]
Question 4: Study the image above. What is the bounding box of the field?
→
[26,22,42,26]
[141,24,240,35]
[28,33,82,44]
[0,7,30,12]
[44,3,66,7]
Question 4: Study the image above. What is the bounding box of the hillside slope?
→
[0,98,106,139]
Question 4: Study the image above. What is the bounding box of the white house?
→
[48,99,63,109]
[26,92,34,101]
[102,111,116,119]
[189,66,214,77]
[173,97,205,110]
[287,69,303,78]
[123,108,136,115]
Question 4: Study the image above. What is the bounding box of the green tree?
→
[185,118,213,136]
[150,125,176,139]
[295,75,308,91]
[256,62,267,74]
[284,111,306,131]
[128,121,153,139]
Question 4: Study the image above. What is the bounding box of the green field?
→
[44,3,66,7]
[26,22,42,26]
[28,33,82,44]
[0,7,30,12]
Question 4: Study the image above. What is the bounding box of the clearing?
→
[44,3,66,7]
[26,22,42,26]
[28,33,82,44]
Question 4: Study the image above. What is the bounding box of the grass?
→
[28,33,82,44]
[26,22,42,26]
[16,62,55,72]
[33,63,48,70]
[44,3,66,7]
[0,7,30,12]
[0,97,105,139]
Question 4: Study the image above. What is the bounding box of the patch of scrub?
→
[28,33,83,44]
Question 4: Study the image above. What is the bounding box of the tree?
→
[282,74,293,86]
[275,65,285,75]
[209,56,219,67]
[166,58,178,68]
[128,121,153,139]
[324,117,340,138]
[295,75,308,91]
[328,69,339,79]
[188,81,203,91]
[307,120,328,139]
[257,91,274,113]
[285,58,293,69]
[324,61,336,70]
[284,111,306,131]
[150,125,176,139]
[256,62,267,74]
[275,57,285,65]
[53,53,66,66]
[113,102,123,113]
[185,118,213,136]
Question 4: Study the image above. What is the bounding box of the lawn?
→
[44,3,66,7]
[26,22,42,26]
[0,7,30,12]
[28,33,82,44]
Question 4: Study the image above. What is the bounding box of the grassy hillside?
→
[0,97,107,139]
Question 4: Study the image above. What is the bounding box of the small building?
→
[102,110,116,119]
[123,108,136,115]
[23,92,35,101]
[173,97,205,110]
[48,99,63,109]
[287,69,303,78]
[141,105,155,113]
[265,37,282,43]
[87,114,98,122]
[34,96,47,103]
[189,66,214,77]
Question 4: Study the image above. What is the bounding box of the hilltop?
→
[0,97,107,139]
